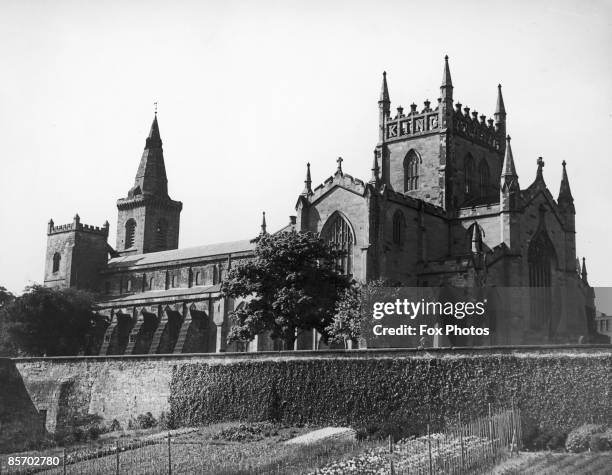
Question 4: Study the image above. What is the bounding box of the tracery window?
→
[528,221,557,335]
[403,150,419,192]
[321,212,354,276]
[464,154,475,196]
[478,160,490,199]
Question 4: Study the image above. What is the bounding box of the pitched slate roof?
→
[107,238,255,269]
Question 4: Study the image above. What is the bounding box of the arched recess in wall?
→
[125,219,136,249]
[478,159,491,199]
[155,219,167,250]
[403,149,420,192]
[392,210,405,245]
[528,208,558,336]
[320,211,355,276]
[52,252,61,273]
[464,153,475,197]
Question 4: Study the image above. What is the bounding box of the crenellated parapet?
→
[452,102,503,152]
[47,216,109,237]
[383,100,441,142]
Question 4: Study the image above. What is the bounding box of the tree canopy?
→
[326,279,404,348]
[0,285,96,356]
[221,231,352,348]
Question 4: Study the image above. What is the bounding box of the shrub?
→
[565,424,606,452]
[87,426,101,440]
[590,429,612,452]
[108,419,121,432]
[169,354,612,437]
[158,412,175,430]
[135,412,157,430]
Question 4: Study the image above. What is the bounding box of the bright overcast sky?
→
[1,0,611,297]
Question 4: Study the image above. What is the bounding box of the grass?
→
[490,451,612,475]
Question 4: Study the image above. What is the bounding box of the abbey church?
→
[43,57,602,354]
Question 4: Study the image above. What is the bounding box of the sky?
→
[0,0,611,298]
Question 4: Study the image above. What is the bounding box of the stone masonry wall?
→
[13,346,611,435]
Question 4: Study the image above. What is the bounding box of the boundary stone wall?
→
[9,345,612,435]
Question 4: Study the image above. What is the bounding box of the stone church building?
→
[43,57,601,354]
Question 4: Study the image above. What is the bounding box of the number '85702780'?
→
[8,456,60,466]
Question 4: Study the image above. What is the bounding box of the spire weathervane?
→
[154,101,158,115]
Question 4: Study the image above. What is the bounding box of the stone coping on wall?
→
[9,344,612,364]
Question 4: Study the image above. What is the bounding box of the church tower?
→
[116,113,182,255]
[376,57,505,211]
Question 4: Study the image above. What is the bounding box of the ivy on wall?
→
[169,354,612,434]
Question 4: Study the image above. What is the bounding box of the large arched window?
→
[155,219,167,250]
[52,252,61,273]
[321,212,354,276]
[464,154,475,196]
[392,210,404,245]
[528,215,557,335]
[125,219,136,249]
[403,150,419,192]
[478,160,490,199]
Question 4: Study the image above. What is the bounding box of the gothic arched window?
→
[464,154,475,196]
[478,160,490,199]
[321,212,354,276]
[403,150,419,192]
[52,252,61,273]
[195,271,202,286]
[125,219,136,249]
[155,219,167,250]
[528,216,557,335]
[392,210,404,245]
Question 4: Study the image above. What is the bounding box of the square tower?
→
[376,57,506,212]
[116,114,182,255]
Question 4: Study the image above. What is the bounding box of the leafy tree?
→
[326,279,403,347]
[2,285,96,356]
[0,286,15,307]
[0,286,17,356]
[221,231,351,348]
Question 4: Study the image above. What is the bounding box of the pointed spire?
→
[146,114,162,149]
[302,162,312,195]
[260,211,267,235]
[440,55,453,103]
[501,135,517,178]
[370,150,380,184]
[535,157,545,182]
[128,113,169,198]
[500,135,519,200]
[379,71,390,104]
[558,160,574,203]
[495,84,506,116]
[441,55,453,88]
[581,257,588,283]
